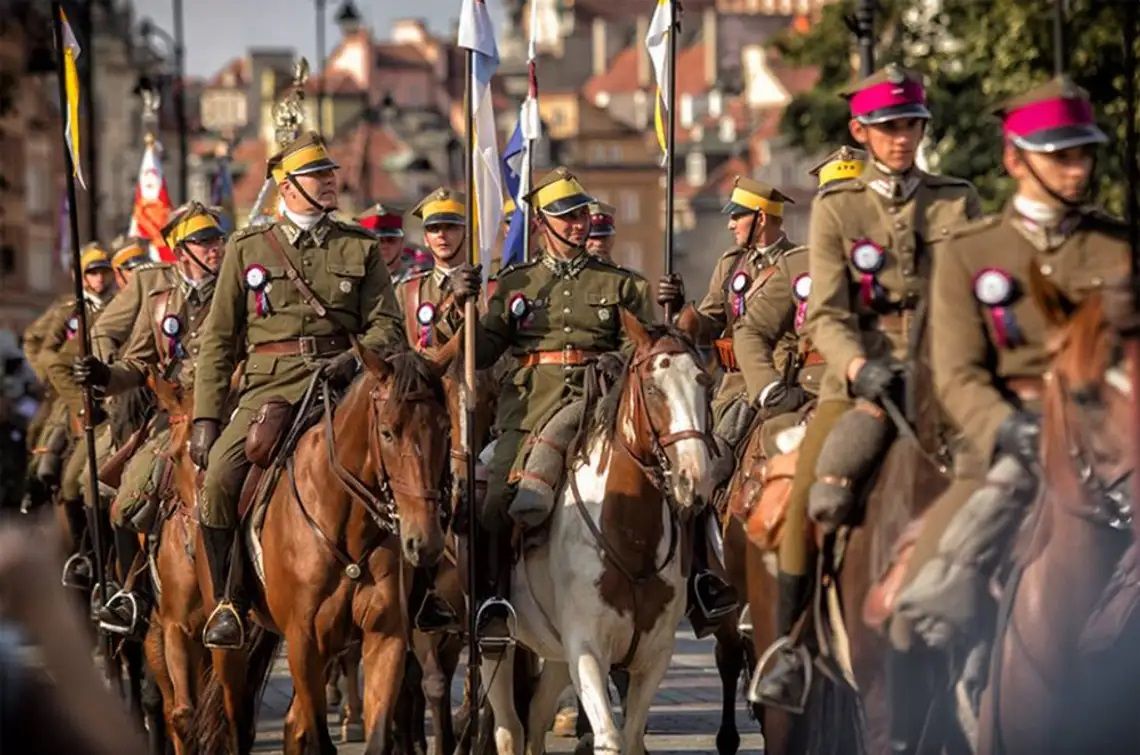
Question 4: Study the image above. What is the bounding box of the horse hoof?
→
[552,705,578,737]
[340,719,364,743]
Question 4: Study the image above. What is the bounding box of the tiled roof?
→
[206,57,249,89]
[584,42,708,103]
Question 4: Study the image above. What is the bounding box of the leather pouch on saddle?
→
[114,454,170,534]
[729,424,806,551]
[808,399,893,532]
[98,423,151,489]
[245,398,296,468]
[509,400,585,529]
[35,425,69,483]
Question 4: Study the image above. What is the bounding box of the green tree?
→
[776,0,1140,214]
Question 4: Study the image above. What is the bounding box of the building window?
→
[608,144,622,161]
[591,143,608,163]
[619,190,640,223]
[686,151,707,187]
[25,158,50,216]
[27,239,53,293]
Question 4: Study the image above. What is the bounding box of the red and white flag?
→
[129,140,174,262]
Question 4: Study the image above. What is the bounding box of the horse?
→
[978,289,1140,753]
[482,308,716,755]
[192,346,451,755]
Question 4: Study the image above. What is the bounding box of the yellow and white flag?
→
[645,0,673,158]
[59,8,86,189]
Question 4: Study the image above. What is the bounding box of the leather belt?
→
[801,350,825,367]
[713,337,739,372]
[518,349,599,367]
[251,335,350,357]
[1005,376,1044,403]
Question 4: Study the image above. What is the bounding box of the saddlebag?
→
[245,398,295,468]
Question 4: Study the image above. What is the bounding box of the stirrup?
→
[61,553,93,590]
[203,602,246,650]
[737,603,753,637]
[98,589,143,636]
[747,635,813,714]
[693,571,736,619]
[475,598,518,652]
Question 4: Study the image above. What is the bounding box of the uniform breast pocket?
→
[583,291,618,332]
[325,254,366,309]
[240,353,277,390]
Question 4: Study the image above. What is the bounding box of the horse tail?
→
[187,627,280,755]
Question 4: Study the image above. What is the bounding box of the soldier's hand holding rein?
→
[190,418,220,470]
[71,354,111,389]
[656,274,685,310]
[849,357,901,402]
[451,263,483,305]
[993,410,1041,470]
[321,351,359,390]
[758,381,807,418]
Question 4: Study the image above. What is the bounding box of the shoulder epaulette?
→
[923,173,976,190]
[230,221,275,242]
[717,246,744,261]
[587,255,646,279]
[1082,207,1128,233]
[818,177,866,198]
[949,214,1002,240]
[494,258,540,281]
[330,217,375,237]
[402,268,431,284]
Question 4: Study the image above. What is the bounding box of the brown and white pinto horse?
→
[194,347,450,755]
[483,308,716,755]
[979,289,1140,753]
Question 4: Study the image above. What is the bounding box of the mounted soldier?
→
[750,64,982,713]
[188,131,405,649]
[72,202,228,636]
[894,78,1128,730]
[657,176,801,628]
[585,201,617,260]
[357,202,424,285]
[447,166,656,647]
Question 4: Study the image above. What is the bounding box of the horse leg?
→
[418,633,457,755]
[339,641,365,743]
[122,640,147,726]
[526,660,571,755]
[713,623,744,754]
[567,643,621,755]
[620,660,671,755]
[481,645,523,755]
[281,627,336,755]
[163,623,198,752]
[360,630,406,755]
[143,622,175,755]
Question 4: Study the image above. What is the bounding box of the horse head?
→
[617,305,715,510]
[1031,267,1133,526]
[356,346,450,568]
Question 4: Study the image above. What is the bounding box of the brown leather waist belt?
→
[518,349,600,367]
[1005,376,1044,403]
[251,335,350,357]
[801,350,825,367]
[714,337,739,372]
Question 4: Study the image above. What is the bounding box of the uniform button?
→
[600,297,607,304]
[563,307,571,314]
[303,259,312,266]
[563,326,572,333]
[1040,263,1053,276]
[563,290,571,296]
[895,221,906,230]
[889,206,899,214]
[1092,276,1104,286]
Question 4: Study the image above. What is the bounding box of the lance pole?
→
[662,0,679,321]
[51,0,111,635]
[1052,0,1066,77]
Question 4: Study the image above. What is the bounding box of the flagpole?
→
[52,0,111,635]
[662,0,678,321]
[462,42,482,751]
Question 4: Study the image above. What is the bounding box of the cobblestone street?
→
[254,623,765,753]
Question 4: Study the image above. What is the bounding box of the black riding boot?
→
[688,510,737,635]
[887,648,928,754]
[475,527,516,652]
[97,526,149,636]
[202,525,245,649]
[412,565,460,633]
[749,570,813,713]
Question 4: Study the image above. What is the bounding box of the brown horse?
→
[195,347,451,755]
[978,292,1140,753]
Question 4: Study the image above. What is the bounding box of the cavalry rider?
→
[189,131,405,649]
[751,64,982,713]
[733,147,868,440]
[657,176,801,626]
[357,203,423,285]
[448,167,655,647]
[894,79,1128,731]
[585,201,617,260]
[73,203,228,636]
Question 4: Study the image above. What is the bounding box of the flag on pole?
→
[58,8,86,189]
[458,0,503,266]
[56,191,71,273]
[645,0,673,158]
[500,123,527,267]
[129,139,175,262]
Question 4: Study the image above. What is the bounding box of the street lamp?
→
[137,15,188,203]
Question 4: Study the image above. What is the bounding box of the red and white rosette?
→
[973,267,1022,348]
[508,293,531,326]
[415,301,437,348]
[792,273,812,331]
[730,271,751,317]
[244,264,271,317]
[66,315,79,340]
[161,314,184,359]
[850,239,886,307]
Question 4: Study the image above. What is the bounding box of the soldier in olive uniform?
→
[358,203,424,285]
[189,132,404,648]
[751,65,981,713]
[585,201,616,260]
[658,176,802,623]
[891,81,1126,730]
[448,167,655,646]
[73,203,227,636]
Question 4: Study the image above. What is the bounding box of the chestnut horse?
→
[484,309,716,755]
[978,291,1140,753]
[193,347,450,755]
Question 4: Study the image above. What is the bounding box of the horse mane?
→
[354,347,446,408]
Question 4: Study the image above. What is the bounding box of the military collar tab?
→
[542,250,590,279]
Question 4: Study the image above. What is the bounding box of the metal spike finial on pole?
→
[247,57,311,223]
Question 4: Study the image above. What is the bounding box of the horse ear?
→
[1027,262,1077,328]
[620,308,651,349]
[674,303,702,343]
[355,344,392,380]
[424,333,462,377]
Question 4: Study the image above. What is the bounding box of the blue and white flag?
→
[500,122,527,267]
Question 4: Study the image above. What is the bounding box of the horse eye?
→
[380,428,395,442]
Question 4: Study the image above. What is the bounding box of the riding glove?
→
[449,264,483,305]
[320,351,358,390]
[993,410,1041,469]
[850,358,901,402]
[759,383,807,418]
[71,355,111,388]
[190,418,221,470]
[656,274,685,309]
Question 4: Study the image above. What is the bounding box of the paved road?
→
[254,623,765,753]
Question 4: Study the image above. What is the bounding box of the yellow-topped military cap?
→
[808,145,867,187]
[111,237,150,271]
[162,201,225,248]
[526,167,593,217]
[80,242,111,273]
[271,130,339,180]
[503,197,517,216]
[412,188,466,227]
[265,154,286,184]
[722,176,794,217]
